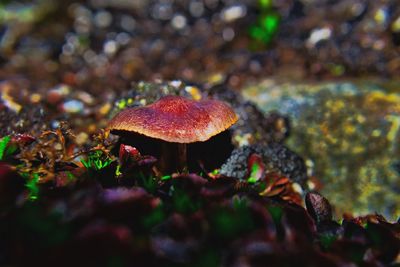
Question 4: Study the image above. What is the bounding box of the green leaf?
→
[261,14,279,34]
[161,175,171,181]
[81,159,90,169]
[0,135,11,160]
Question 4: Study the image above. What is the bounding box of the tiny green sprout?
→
[232,195,248,210]
[249,0,280,45]
[172,187,200,213]
[249,13,280,44]
[262,14,279,34]
[117,99,127,110]
[66,172,76,182]
[81,150,113,171]
[161,175,171,181]
[211,169,220,175]
[247,161,261,184]
[23,173,40,201]
[138,173,158,193]
[115,164,122,177]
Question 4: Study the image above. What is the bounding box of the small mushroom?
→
[108,95,238,173]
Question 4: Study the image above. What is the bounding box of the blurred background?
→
[0,0,399,219]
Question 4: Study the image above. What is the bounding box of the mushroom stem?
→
[160,142,187,173]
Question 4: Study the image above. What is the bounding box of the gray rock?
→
[220,143,307,186]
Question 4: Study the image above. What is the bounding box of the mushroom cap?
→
[108,95,238,143]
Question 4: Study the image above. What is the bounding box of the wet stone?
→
[243,79,400,219]
[220,143,308,186]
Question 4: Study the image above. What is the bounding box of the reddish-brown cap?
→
[108,95,238,143]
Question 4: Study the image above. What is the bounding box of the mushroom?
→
[108,95,238,173]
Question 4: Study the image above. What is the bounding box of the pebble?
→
[75,132,89,145]
[47,84,71,105]
[30,93,41,103]
[51,120,60,129]
[0,82,22,113]
[60,99,85,114]
[76,91,94,105]
[99,102,111,116]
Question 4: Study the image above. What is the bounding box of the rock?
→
[220,143,308,186]
[46,84,71,105]
[305,192,333,223]
[60,99,85,114]
[0,104,46,136]
[243,79,400,219]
